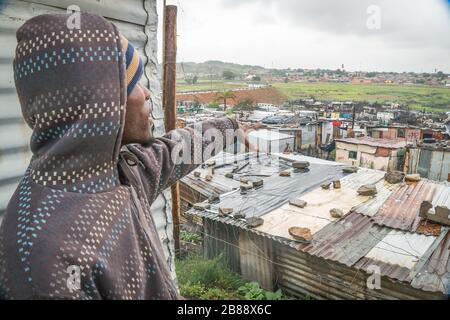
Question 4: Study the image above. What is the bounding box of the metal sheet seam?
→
[409,227,449,280]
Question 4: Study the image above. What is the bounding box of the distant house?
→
[405,141,450,182]
[376,111,398,125]
[256,103,279,112]
[248,129,295,153]
[335,137,407,171]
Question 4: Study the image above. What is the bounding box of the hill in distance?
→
[176,60,268,77]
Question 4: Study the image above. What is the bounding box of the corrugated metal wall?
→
[275,244,445,300]
[407,147,450,182]
[0,0,177,278]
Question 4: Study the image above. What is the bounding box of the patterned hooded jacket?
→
[0,12,238,299]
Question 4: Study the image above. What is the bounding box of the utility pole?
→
[352,104,356,129]
[162,4,180,256]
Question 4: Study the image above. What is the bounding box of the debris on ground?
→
[205,174,213,181]
[225,172,234,179]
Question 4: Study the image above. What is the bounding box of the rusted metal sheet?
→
[352,180,397,217]
[239,230,275,291]
[335,137,407,149]
[203,218,241,274]
[430,184,450,213]
[362,229,437,271]
[296,212,382,267]
[340,168,385,190]
[410,228,450,293]
[355,257,412,283]
[373,181,437,232]
[276,244,445,300]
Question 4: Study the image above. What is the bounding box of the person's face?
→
[121,83,153,145]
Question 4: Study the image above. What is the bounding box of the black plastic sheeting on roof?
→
[208,161,346,219]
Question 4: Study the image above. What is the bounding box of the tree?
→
[185,75,198,85]
[252,75,261,82]
[215,90,236,111]
[234,98,255,112]
[222,70,236,80]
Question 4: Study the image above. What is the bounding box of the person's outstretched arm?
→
[126,117,246,200]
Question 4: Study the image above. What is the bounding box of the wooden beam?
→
[162,5,180,256]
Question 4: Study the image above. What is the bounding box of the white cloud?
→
[158,0,450,72]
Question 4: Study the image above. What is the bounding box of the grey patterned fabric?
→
[0,12,238,299]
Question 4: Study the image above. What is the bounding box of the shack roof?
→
[186,152,450,294]
[335,137,408,149]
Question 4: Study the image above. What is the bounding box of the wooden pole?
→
[162,5,180,256]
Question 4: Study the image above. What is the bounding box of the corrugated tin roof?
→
[296,212,383,267]
[363,229,437,270]
[430,183,450,214]
[352,180,397,217]
[355,257,412,282]
[410,228,450,293]
[274,153,342,166]
[373,181,438,232]
[217,165,343,217]
[186,154,450,295]
[336,137,407,149]
[340,168,385,190]
[256,171,384,240]
[249,129,294,141]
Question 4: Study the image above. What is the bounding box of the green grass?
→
[176,80,248,93]
[176,254,287,300]
[272,82,450,112]
[176,254,247,300]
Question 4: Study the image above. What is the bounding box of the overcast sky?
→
[159,0,450,73]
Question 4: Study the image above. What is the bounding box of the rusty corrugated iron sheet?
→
[335,137,407,149]
[340,168,385,190]
[276,243,445,300]
[410,228,450,294]
[296,212,382,267]
[352,180,397,217]
[354,257,412,282]
[373,181,437,233]
[430,183,450,214]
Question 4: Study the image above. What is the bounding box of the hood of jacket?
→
[14,12,127,193]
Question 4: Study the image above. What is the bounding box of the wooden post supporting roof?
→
[162,4,180,256]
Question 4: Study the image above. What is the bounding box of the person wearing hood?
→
[0,12,252,299]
